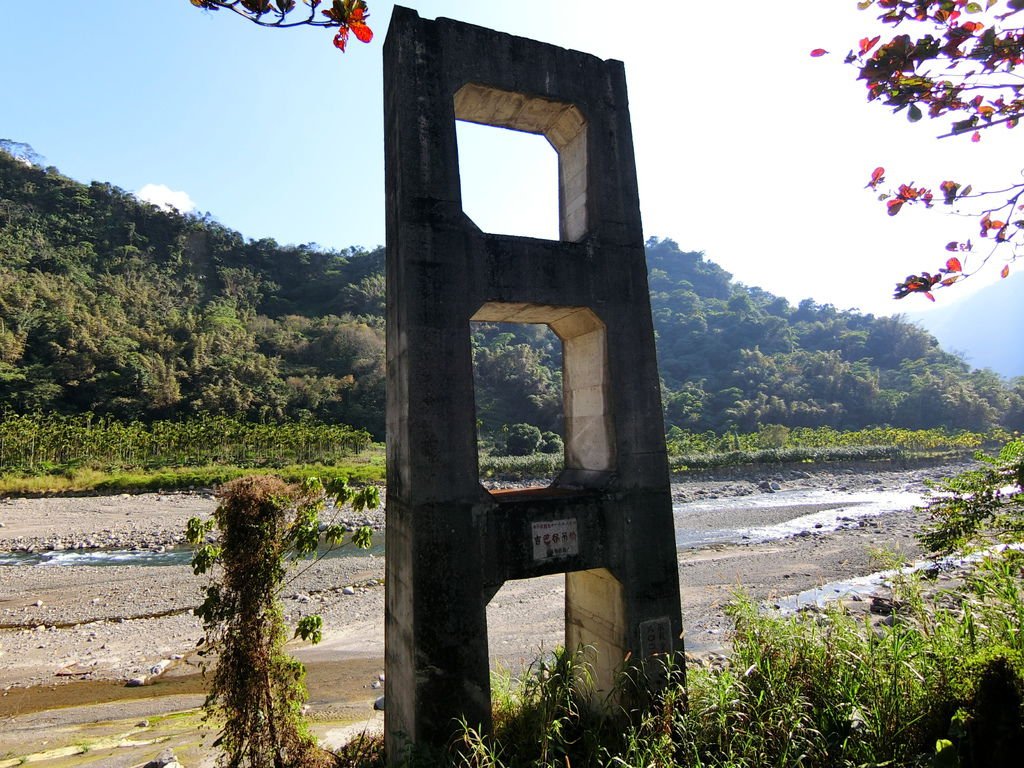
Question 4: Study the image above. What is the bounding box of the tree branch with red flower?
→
[819,0,1024,299]
[188,0,373,52]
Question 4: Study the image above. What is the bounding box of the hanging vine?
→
[186,474,378,767]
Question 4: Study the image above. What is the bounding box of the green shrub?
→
[919,439,1024,554]
[539,431,563,455]
[479,453,562,480]
[187,475,376,768]
[504,423,543,457]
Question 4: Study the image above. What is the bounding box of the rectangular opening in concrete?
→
[485,574,565,674]
[471,302,616,489]
[455,121,559,240]
[486,569,628,703]
[471,320,563,487]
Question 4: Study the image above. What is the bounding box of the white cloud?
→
[136,183,195,213]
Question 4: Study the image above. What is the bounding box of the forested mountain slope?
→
[1,147,1020,440]
[645,239,1023,433]
[0,149,385,433]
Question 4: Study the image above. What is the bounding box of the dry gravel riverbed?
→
[0,459,969,766]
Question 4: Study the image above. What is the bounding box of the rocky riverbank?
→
[0,458,970,765]
[0,491,385,556]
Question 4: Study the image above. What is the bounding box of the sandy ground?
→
[0,460,966,765]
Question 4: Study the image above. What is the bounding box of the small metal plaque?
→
[531,518,579,561]
[639,616,673,657]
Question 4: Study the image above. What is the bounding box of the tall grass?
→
[0,461,385,494]
[666,556,1024,768]
[0,413,372,474]
[666,425,1004,459]
[374,552,1023,768]
[668,444,904,471]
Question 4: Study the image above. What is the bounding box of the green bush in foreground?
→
[187,475,377,768]
[919,439,1024,555]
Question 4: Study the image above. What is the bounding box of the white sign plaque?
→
[531,518,579,561]
[639,617,673,657]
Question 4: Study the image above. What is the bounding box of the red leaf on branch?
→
[810,48,829,57]
[1002,264,1011,278]
[868,166,885,189]
[326,1,372,52]
[897,184,921,200]
[894,272,943,299]
[351,20,373,41]
[945,256,963,272]
[925,292,936,301]
[860,35,881,54]
[887,198,906,215]
[971,131,981,142]
[348,6,373,42]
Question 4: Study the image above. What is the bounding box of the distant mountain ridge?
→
[909,274,1024,379]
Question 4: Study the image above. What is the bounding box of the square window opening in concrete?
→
[454,83,590,242]
[472,302,616,493]
[456,120,559,240]
[472,320,563,488]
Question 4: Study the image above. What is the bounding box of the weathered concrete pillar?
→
[384,7,682,759]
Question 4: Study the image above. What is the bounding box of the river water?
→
[0,537,386,567]
[1,486,925,568]
[675,486,924,549]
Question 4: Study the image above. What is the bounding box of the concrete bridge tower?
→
[384,7,683,757]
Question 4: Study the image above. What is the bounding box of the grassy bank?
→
[0,414,374,474]
[0,441,974,493]
[465,553,1022,768]
[0,456,385,495]
[0,418,1004,490]
[0,414,384,493]
[477,428,1007,481]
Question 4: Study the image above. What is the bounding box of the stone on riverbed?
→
[144,748,182,768]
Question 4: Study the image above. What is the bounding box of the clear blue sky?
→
[2,1,1017,316]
